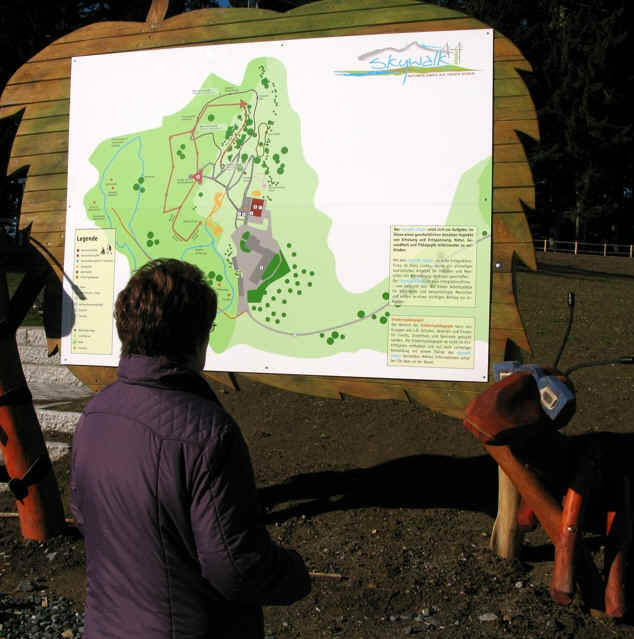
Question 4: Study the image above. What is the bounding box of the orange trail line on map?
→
[222,310,246,320]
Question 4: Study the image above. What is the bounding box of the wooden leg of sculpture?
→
[483,443,605,611]
[604,476,631,618]
[550,486,584,605]
[489,466,522,559]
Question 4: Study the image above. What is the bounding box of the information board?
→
[62,29,493,381]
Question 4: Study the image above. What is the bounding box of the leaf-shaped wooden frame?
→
[0,0,537,417]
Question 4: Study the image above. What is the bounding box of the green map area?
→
[84,57,490,358]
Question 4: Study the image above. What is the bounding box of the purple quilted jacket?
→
[71,355,310,639]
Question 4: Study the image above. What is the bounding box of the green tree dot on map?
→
[282,300,287,304]
[273,154,280,163]
[257,306,262,312]
[247,118,253,125]
[282,312,287,318]
[266,317,270,322]
[383,292,389,300]
[133,184,139,191]
[286,243,292,248]
[140,187,145,193]
[154,239,159,245]
[241,154,248,162]
[292,252,296,257]
[275,319,280,324]
[307,282,312,287]
[340,334,345,339]
[271,296,276,301]
[287,288,293,294]
[385,312,391,317]
[198,192,203,197]
[331,331,339,339]
[216,274,223,282]
[320,333,324,338]
[292,264,297,269]
[380,316,388,324]
[357,310,365,318]
[254,157,261,164]
[297,290,302,295]
[372,314,377,320]
[208,271,215,279]
[277,167,284,175]
[147,240,153,247]
[483,230,488,236]
[327,338,334,345]
[277,288,281,294]
[207,114,214,121]
[301,268,306,273]
[180,144,185,149]
[147,232,154,239]
[281,146,288,154]
[310,271,315,276]
[138,177,144,184]
[284,279,290,284]
[251,305,256,311]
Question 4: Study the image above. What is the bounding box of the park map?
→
[65,31,494,380]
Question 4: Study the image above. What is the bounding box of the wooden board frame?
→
[0,0,538,417]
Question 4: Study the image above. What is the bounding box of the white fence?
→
[534,239,634,258]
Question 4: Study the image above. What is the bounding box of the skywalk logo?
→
[335,41,475,85]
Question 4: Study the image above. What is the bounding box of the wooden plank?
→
[6,59,71,86]
[0,100,69,121]
[494,78,529,97]
[288,0,443,17]
[23,173,68,192]
[15,115,68,135]
[491,328,532,355]
[1,79,71,107]
[492,186,535,212]
[241,372,344,398]
[492,243,536,272]
[493,35,529,63]
[30,230,65,248]
[11,131,68,157]
[67,365,118,391]
[490,301,523,329]
[493,142,528,163]
[404,386,479,419]
[492,162,533,188]
[494,60,533,79]
[32,12,486,62]
[494,95,536,122]
[491,271,516,306]
[19,211,66,233]
[8,152,67,176]
[20,190,66,213]
[494,119,540,144]
[0,104,23,120]
[493,212,533,245]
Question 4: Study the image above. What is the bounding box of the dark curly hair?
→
[115,259,217,363]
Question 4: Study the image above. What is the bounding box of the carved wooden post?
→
[0,233,66,540]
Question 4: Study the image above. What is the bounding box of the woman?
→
[71,258,310,639]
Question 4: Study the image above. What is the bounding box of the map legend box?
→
[71,228,116,355]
